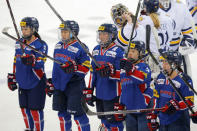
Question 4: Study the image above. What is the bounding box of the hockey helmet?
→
[129,41,146,55]
[59,20,79,36]
[20,17,39,32]
[143,0,159,13]
[159,0,171,9]
[97,23,118,48]
[160,50,182,65]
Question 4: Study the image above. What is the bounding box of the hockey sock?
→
[58,111,72,131]
[74,114,90,131]
[30,110,44,131]
[21,108,34,130]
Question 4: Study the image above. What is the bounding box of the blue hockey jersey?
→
[120,61,153,111]
[52,40,90,91]
[153,73,194,125]
[88,43,124,100]
[14,38,48,89]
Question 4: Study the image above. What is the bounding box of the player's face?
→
[99,32,110,44]
[61,30,70,40]
[127,49,139,60]
[21,26,33,38]
[162,60,171,73]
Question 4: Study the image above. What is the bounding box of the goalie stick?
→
[145,25,197,123]
[81,97,164,116]
[2,27,63,65]
[45,0,100,67]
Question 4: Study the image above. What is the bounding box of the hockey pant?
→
[21,108,44,131]
[58,111,90,131]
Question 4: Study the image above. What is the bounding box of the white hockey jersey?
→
[138,10,174,54]
[186,0,197,33]
[114,23,146,51]
[159,0,194,51]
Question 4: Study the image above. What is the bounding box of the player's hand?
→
[45,78,54,97]
[96,63,115,77]
[162,99,180,114]
[114,103,125,121]
[61,60,77,73]
[7,73,17,91]
[21,54,36,66]
[83,88,97,107]
[146,113,159,131]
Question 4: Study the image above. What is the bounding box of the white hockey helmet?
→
[159,0,171,9]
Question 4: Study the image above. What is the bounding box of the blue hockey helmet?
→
[161,50,182,65]
[143,0,159,13]
[98,23,118,41]
[59,20,79,36]
[129,41,146,55]
[20,17,39,32]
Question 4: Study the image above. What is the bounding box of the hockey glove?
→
[21,54,36,66]
[7,73,17,91]
[114,103,125,121]
[162,99,180,114]
[61,60,77,73]
[45,78,54,97]
[120,58,135,76]
[83,88,97,107]
[146,113,159,131]
[96,63,115,77]
[191,111,197,124]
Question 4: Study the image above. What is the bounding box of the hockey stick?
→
[126,0,142,57]
[5,0,25,54]
[45,0,100,67]
[81,97,164,116]
[146,24,196,115]
[2,27,62,65]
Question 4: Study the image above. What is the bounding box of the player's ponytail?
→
[34,31,42,40]
[149,13,160,29]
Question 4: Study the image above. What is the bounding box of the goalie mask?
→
[111,3,129,27]
[159,0,171,9]
[97,23,117,48]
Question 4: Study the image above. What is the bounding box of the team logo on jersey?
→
[26,46,35,51]
[112,47,118,51]
[68,45,79,53]
[55,44,62,49]
[172,80,181,88]
[92,50,99,56]
[157,79,165,84]
[15,44,21,49]
[106,51,117,58]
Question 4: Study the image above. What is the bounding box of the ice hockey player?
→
[111,3,146,51]
[120,41,153,131]
[51,20,90,131]
[83,23,124,131]
[159,0,196,76]
[7,17,48,131]
[139,0,174,79]
[186,0,197,41]
[147,51,194,131]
